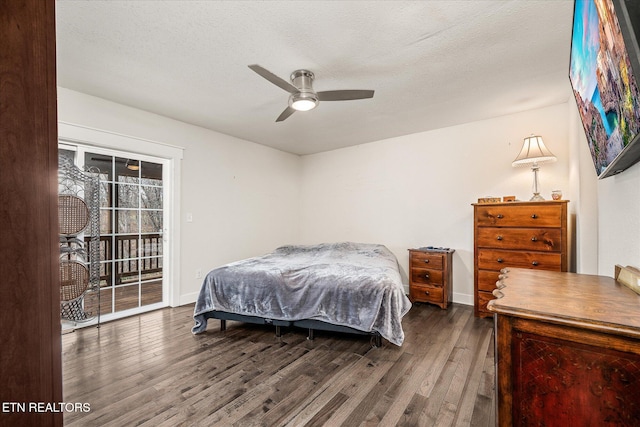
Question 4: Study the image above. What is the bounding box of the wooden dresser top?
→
[488,268,640,339]
[472,200,569,207]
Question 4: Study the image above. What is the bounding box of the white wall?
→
[57,88,301,305]
[568,92,600,274]
[299,103,576,303]
[597,163,640,275]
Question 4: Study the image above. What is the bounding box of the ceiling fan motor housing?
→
[290,69,315,90]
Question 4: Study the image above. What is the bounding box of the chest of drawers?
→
[473,200,568,317]
[408,248,454,309]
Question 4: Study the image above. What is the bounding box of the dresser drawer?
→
[476,227,562,252]
[475,204,563,228]
[410,267,444,286]
[477,249,562,271]
[409,284,444,305]
[477,290,495,316]
[410,251,444,269]
[477,269,501,292]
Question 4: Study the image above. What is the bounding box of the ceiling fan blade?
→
[317,89,375,101]
[276,106,296,122]
[248,64,298,94]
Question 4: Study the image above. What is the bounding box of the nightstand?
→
[408,247,454,309]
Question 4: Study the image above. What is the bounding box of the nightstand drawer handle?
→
[531,214,538,219]
[532,261,539,266]
[423,259,430,264]
[531,236,538,242]
[424,290,430,295]
[496,235,503,241]
[496,214,504,219]
[497,258,504,263]
[423,273,430,279]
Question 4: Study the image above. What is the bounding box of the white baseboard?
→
[178,291,199,307]
[452,292,473,306]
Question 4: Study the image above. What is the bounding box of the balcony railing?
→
[93,233,163,287]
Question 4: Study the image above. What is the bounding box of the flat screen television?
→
[569,0,640,178]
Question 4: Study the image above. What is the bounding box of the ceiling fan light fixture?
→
[289,92,318,111]
[126,159,140,171]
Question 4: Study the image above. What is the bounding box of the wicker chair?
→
[58,157,101,324]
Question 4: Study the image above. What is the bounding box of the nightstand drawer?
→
[410,268,443,286]
[475,204,563,227]
[476,227,562,252]
[410,251,444,269]
[477,249,562,271]
[409,284,444,305]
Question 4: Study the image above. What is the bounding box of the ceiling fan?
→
[248,64,375,122]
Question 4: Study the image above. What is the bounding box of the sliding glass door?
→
[60,145,169,320]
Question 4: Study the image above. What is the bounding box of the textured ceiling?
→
[55,1,574,155]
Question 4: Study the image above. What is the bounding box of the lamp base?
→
[530,193,545,201]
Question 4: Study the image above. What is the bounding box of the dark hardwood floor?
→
[62,302,495,426]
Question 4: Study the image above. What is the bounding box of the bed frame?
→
[203,310,383,347]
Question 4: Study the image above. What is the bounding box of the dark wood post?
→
[0,1,62,425]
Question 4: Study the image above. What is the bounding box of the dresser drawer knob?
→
[423,273,430,279]
[496,214,504,219]
[423,259,430,264]
[531,214,538,219]
[496,235,503,241]
[531,236,538,242]
[532,261,539,266]
[424,290,430,295]
[497,258,504,263]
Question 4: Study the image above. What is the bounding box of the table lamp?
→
[512,135,557,201]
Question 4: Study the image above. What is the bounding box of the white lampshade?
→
[512,135,557,167]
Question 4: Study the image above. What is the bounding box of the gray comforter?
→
[192,242,412,345]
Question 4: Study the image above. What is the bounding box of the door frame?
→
[58,121,183,311]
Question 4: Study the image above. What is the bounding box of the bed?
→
[192,242,412,346]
